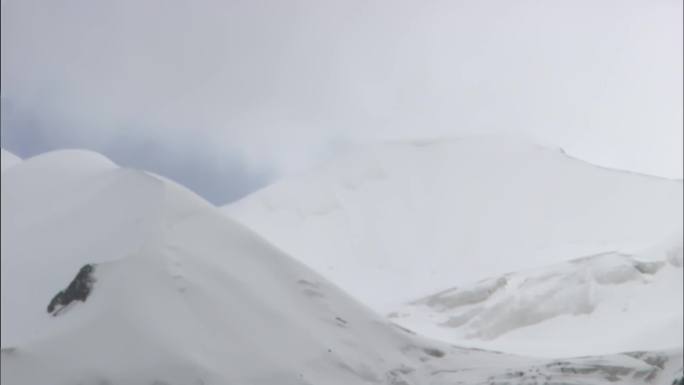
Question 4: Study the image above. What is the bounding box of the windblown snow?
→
[2,147,682,385]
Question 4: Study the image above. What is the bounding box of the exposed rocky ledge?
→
[47,264,96,316]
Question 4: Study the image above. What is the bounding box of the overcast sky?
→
[1,0,682,204]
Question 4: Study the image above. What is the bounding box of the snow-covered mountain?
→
[0,150,436,384]
[3,149,681,385]
[224,136,683,312]
[390,237,683,357]
[1,148,21,173]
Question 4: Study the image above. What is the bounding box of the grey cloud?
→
[1,0,681,198]
[1,104,274,204]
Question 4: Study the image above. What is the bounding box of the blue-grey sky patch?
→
[1,102,274,204]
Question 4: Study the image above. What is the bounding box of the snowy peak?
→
[0,149,450,384]
[225,136,683,310]
[1,151,166,347]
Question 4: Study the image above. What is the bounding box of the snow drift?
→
[2,148,681,384]
[225,136,683,312]
[390,239,684,357]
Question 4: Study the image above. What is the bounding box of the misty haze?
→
[1,0,682,384]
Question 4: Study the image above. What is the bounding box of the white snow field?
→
[2,149,682,385]
[390,237,684,358]
[224,135,683,362]
[224,136,683,313]
[1,148,21,173]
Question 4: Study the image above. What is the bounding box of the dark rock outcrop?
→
[47,264,96,316]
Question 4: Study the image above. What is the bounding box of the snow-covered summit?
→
[0,149,443,383]
[224,136,683,311]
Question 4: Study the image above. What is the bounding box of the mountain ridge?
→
[225,135,683,311]
[2,147,681,384]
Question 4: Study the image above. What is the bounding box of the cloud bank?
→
[2,0,682,203]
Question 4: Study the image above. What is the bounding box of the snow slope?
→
[390,237,684,357]
[1,148,21,173]
[2,149,681,385]
[225,136,683,311]
[0,150,443,384]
